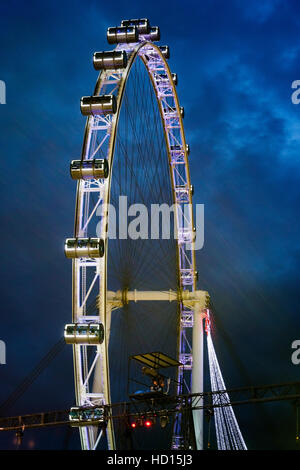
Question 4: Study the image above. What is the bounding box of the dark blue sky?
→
[0,0,299,449]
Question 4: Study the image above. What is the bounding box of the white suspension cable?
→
[206,313,247,450]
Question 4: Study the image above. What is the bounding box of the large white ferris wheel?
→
[64,19,246,451]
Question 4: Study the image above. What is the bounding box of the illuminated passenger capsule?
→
[93,51,127,70]
[186,144,190,156]
[170,144,181,152]
[180,271,194,285]
[64,238,104,259]
[64,323,104,345]
[80,95,117,116]
[159,46,170,59]
[158,73,177,85]
[176,184,194,196]
[192,226,197,241]
[70,159,109,180]
[172,73,178,86]
[163,106,184,118]
[107,26,138,44]
[69,406,107,427]
[144,26,160,42]
[121,18,150,34]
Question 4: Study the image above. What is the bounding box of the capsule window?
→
[64,238,105,259]
[152,26,160,41]
[156,73,177,85]
[121,19,150,34]
[65,325,75,336]
[159,46,170,59]
[93,51,127,70]
[70,159,109,180]
[148,26,160,42]
[107,26,138,44]
[163,106,184,118]
[64,322,104,344]
[170,145,183,152]
[80,95,117,116]
[69,406,107,426]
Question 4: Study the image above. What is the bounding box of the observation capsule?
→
[70,159,109,180]
[192,226,197,241]
[69,406,107,427]
[163,106,184,118]
[170,144,183,152]
[159,46,170,59]
[172,73,178,86]
[93,50,127,70]
[107,26,138,44]
[144,26,160,42]
[175,184,194,196]
[64,323,104,345]
[80,95,117,116]
[64,238,104,259]
[180,270,194,285]
[157,73,177,85]
[121,18,150,34]
[186,144,190,156]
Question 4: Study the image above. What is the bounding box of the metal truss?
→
[1,381,299,446]
[70,32,197,451]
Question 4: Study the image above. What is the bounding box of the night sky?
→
[0,0,299,450]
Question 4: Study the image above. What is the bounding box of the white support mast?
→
[105,288,210,450]
[191,302,204,449]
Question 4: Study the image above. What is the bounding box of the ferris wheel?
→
[63,19,245,451]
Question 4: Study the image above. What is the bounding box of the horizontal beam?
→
[106,289,210,308]
[0,410,69,432]
[1,381,299,432]
[193,394,300,410]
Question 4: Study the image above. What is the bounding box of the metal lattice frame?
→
[71,36,196,450]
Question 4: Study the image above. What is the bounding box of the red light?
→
[145,420,152,427]
[131,422,136,428]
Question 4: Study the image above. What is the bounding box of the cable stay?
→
[205,312,247,450]
[0,337,66,415]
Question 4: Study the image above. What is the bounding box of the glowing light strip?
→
[206,314,247,450]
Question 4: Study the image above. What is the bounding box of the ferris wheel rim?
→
[71,39,197,451]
